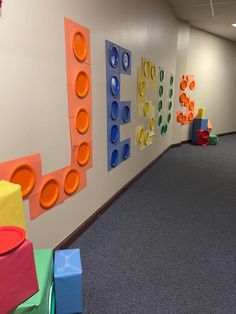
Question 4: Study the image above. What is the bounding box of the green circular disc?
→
[160,70,164,82]
[161,125,165,135]
[159,85,163,97]
[169,101,172,110]
[164,124,168,134]
[167,112,172,123]
[158,115,162,126]
[158,100,163,112]
[170,76,174,86]
[169,88,173,98]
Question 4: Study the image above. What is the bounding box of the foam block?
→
[195,130,209,146]
[192,118,208,131]
[54,249,83,314]
[0,180,26,230]
[209,133,218,145]
[0,240,39,314]
[11,249,53,314]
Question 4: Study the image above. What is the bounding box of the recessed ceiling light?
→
[232,23,236,28]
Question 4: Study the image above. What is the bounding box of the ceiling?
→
[167,0,236,42]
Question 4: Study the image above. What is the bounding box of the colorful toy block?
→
[196,108,205,119]
[54,249,83,314]
[11,249,54,314]
[192,118,208,131]
[0,180,26,230]
[209,133,218,145]
[0,239,38,313]
[195,130,209,146]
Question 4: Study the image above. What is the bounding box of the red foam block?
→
[0,239,39,313]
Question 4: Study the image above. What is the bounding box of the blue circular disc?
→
[110,76,120,97]
[111,149,119,168]
[122,105,130,123]
[123,143,130,160]
[122,52,130,71]
[110,125,119,143]
[110,101,119,120]
[109,46,119,68]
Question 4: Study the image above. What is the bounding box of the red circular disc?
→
[0,226,26,254]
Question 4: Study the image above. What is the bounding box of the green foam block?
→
[209,133,218,145]
[11,249,53,314]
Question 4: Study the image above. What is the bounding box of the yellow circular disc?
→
[72,31,87,62]
[151,65,156,80]
[150,117,155,130]
[143,102,150,116]
[139,128,144,143]
[139,81,146,97]
[144,61,149,77]
[144,131,149,145]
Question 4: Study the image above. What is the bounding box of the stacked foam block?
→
[192,108,218,146]
[0,181,83,314]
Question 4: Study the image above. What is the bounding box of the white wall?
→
[0,1,235,249]
[0,0,180,248]
[186,27,236,136]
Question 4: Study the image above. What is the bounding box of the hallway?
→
[70,134,236,314]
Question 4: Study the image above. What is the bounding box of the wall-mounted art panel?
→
[106,41,131,170]
[0,18,93,220]
[157,68,174,136]
[135,58,157,151]
[176,74,196,125]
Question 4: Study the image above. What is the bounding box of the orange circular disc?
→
[180,80,187,90]
[189,81,196,90]
[189,101,195,111]
[64,168,80,195]
[76,109,89,134]
[75,71,89,98]
[39,179,60,209]
[177,113,183,123]
[10,164,36,198]
[77,142,90,166]
[72,32,87,62]
[179,93,186,103]
[184,97,190,106]
[182,115,187,124]
[188,112,194,121]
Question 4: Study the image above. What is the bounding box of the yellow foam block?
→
[0,180,26,231]
[197,108,205,119]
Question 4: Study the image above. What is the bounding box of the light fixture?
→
[232,23,236,28]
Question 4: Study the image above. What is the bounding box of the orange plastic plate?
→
[76,142,90,166]
[64,168,80,195]
[72,31,87,62]
[10,164,36,198]
[76,109,90,134]
[39,179,60,209]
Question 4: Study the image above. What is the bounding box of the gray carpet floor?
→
[70,134,236,314]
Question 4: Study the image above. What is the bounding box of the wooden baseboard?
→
[217,131,236,137]
[54,131,235,250]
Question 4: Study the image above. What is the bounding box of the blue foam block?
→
[192,118,208,131]
[54,249,82,314]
